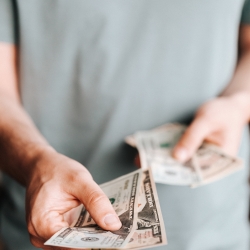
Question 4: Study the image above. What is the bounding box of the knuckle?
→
[181,130,196,145]
[87,190,106,207]
[27,221,37,236]
[69,171,93,192]
[178,139,193,152]
[30,215,39,229]
[28,213,45,238]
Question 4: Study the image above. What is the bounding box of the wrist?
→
[221,91,250,124]
[25,145,57,187]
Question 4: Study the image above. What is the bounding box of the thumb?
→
[73,173,122,231]
[172,117,211,162]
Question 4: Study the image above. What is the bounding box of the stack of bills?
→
[126,123,243,188]
[45,168,167,249]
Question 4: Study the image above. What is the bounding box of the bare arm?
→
[223,25,250,97]
[0,43,121,248]
[0,43,52,185]
[173,25,250,161]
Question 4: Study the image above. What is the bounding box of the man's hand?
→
[173,25,250,163]
[26,150,122,249]
[173,93,250,162]
[0,43,121,249]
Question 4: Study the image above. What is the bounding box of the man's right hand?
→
[26,149,122,249]
[0,43,121,249]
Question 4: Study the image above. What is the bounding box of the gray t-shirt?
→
[1,1,250,249]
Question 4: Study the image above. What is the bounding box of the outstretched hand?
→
[26,151,121,249]
[172,94,250,162]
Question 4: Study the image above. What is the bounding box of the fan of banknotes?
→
[125,123,243,188]
[45,168,167,249]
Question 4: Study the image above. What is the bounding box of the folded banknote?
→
[126,123,243,187]
[45,168,167,249]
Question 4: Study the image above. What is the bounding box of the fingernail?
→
[104,214,121,227]
[175,148,188,162]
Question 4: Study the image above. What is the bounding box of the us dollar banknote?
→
[126,123,243,187]
[45,168,167,249]
[125,169,166,249]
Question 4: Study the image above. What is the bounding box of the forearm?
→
[222,50,250,96]
[0,94,54,186]
[173,25,250,161]
[221,25,250,123]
